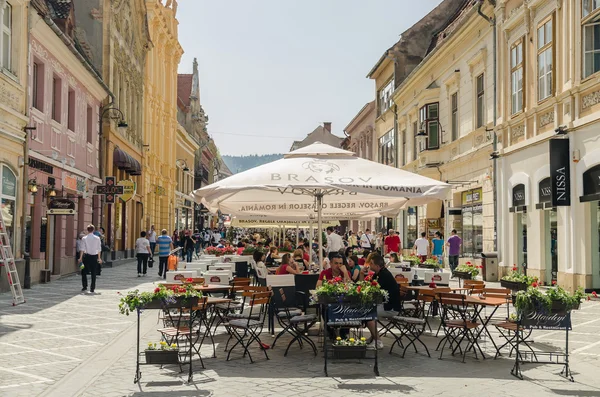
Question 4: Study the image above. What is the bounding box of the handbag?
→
[148,256,154,268]
[363,234,375,250]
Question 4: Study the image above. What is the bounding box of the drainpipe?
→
[477,0,498,253]
[22,1,32,289]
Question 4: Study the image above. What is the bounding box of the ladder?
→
[0,208,24,305]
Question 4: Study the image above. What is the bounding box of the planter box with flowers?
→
[418,257,442,272]
[515,284,588,318]
[500,265,538,291]
[314,275,388,306]
[205,246,236,257]
[453,262,481,280]
[403,255,421,268]
[118,284,203,316]
[332,337,367,359]
[145,341,180,364]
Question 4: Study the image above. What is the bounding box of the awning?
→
[113,148,142,176]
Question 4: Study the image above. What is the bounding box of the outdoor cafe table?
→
[193,284,233,294]
[405,286,471,293]
[463,295,510,357]
[191,297,232,359]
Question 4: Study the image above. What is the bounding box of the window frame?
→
[378,129,395,166]
[52,75,62,122]
[476,73,485,128]
[377,79,394,116]
[419,102,440,151]
[537,16,554,102]
[412,121,417,161]
[583,0,600,18]
[0,2,12,71]
[510,39,525,115]
[582,4,600,79]
[451,92,458,141]
[67,88,75,131]
[401,128,407,166]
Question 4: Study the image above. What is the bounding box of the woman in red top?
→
[275,254,299,275]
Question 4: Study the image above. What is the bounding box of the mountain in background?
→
[222,154,284,174]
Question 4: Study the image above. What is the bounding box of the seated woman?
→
[389,252,400,265]
[292,248,307,270]
[265,246,279,267]
[358,249,371,267]
[275,253,299,275]
[253,250,268,283]
[347,255,362,282]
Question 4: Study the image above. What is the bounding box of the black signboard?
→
[520,309,572,330]
[582,164,600,198]
[29,158,54,174]
[512,184,526,207]
[48,198,76,215]
[539,177,552,203]
[327,303,377,323]
[549,139,571,207]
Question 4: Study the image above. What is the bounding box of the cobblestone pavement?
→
[1,263,600,397]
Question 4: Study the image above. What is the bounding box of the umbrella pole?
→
[317,193,323,271]
[295,224,299,248]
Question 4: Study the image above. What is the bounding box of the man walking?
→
[326,226,343,260]
[384,229,401,255]
[414,232,430,263]
[79,224,102,293]
[360,229,374,250]
[147,225,157,257]
[446,229,462,272]
[157,229,173,279]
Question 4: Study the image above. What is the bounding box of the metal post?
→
[317,194,323,270]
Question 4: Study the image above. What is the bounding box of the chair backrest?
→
[464,280,484,286]
[204,271,230,285]
[483,288,511,300]
[191,296,209,311]
[433,287,452,294]
[417,288,436,302]
[425,271,450,286]
[399,285,412,299]
[270,284,298,309]
[266,274,295,287]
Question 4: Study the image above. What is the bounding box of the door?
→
[592,201,600,289]
[516,213,527,269]
[47,216,54,273]
[544,208,558,285]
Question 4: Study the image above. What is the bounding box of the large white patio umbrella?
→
[193,142,450,267]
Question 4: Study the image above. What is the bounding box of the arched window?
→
[1,164,17,250]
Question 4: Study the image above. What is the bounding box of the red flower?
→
[532,282,539,288]
[588,296,592,301]
[154,287,160,293]
[356,286,362,293]
[466,261,471,265]
[552,280,557,285]
[364,275,372,282]
[371,281,378,286]
[186,278,193,282]
[592,291,598,298]
[512,265,517,271]
[333,276,342,283]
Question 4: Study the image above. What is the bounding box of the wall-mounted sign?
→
[96,176,124,203]
[539,177,552,203]
[582,164,600,197]
[29,158,53,174]
[549,139,571,206]
[64,175,87,194]
[462,188,483,205]
[48,198,75,215]
[118,180,136,202]
[153,184,166,196]
[512,184,526,207]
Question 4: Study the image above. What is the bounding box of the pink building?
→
[26,2,109,282]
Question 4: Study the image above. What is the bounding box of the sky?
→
[176,0,443,156]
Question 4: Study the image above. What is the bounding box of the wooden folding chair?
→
[464,280,485,295]
[437,292,483,362]
[483,287,511,321]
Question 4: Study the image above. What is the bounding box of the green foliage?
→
[222,154,284,174]
[501,269,538,285]
[455,262,481,277]
[404,255,421,267]
[315,275,389,305]
[118,284,203,316]
[514,285,587,312]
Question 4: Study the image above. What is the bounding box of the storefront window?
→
[545,208,558,284]
[592,202,600,288]
[1,165,16,251]
[404,207,418,249]
[517,213,527,268]
[462,188,483,257]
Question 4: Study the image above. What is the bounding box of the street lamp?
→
[176,159,190,172]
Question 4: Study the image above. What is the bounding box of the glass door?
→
[516,213,527,270]
[544,208,558,285]
[592,202,600,289]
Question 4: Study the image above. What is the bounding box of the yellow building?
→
[143,0,183,234]
[100,0,150,259]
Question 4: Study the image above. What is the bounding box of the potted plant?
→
[241,246,259,255]
[514,284,587,314]
[118,284,203,316]
[418,257,442,271]
[314,275,389,305]
[404,255,421,267]
[145,341,180,364]
[453,262,481,280]
[332,336,367,359]
[500,265,538,291]
[205,246,235,257]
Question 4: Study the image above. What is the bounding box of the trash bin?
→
[481,252,498,282]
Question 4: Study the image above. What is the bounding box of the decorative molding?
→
[511,124,525,140]
[538,110,554,128]
[0,80,19,112]
[90,8,103,20]
[474,132,484,147]
[467,47,487,75]
[582,90,600,110]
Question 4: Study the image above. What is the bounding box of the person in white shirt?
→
[79,224,102,293]
[147,225,157,257]
[135,231,152,277]
[326,226,344,260]
[413,232,430,263]
[360,228,374,249]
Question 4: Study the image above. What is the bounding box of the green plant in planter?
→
[454,262,481,278]
[146,341,178,351]
[315,275,389,305]
[404,255,421,267]
[501,265,538,285]
[421,257,441,269]
[514,285,587,312]
[118,284,203,316]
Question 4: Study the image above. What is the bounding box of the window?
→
[412,122,417,161]
[67,89,75,131]
[537,19,553,100]
[51,128,60,150]
[52,76,62,122]
[511,40,524,114]
[461,188,483,258]
[86,106,93,144]
[419,103,440,150]
[32,62,45,111]
[378,129,395,166]
[1,164,16,251]
[401,129,407,166]
[451,92,458,141]
[404,207,418,249]
[1,2,11,70]
[476,73,485,128]
[378,79,394,116]
[583,3,600,78]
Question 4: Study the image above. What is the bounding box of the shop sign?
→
[427,219,440,228]
[29,158,53,174]
[48,198,75,215]
[118,180,136,202]
[539,178,552,203]
[549,139,571,206]
[64,175,87,194]
[582,164,600,197]
[462,188,482,205]
[153,185,166,196]
[512,184,526,207]
[96,176,124,203]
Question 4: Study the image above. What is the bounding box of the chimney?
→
[323,122,332,132]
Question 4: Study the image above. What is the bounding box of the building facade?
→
[342,100,376,233]
[496,0,600,291]
[289,122,343,151]
[0,0,29,269]
[143,0,182,236]
[26,0,108,281]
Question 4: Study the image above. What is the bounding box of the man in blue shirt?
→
[156,229,173,279]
